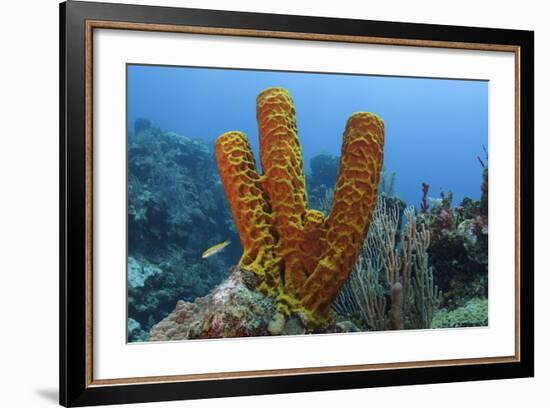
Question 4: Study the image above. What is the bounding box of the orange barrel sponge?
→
[214,131,281,291]
[256,87,309,296]
[300,112,385,318]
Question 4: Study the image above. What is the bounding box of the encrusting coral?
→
[214,87,384,329]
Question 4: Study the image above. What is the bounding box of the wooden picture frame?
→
[60,1,534,406]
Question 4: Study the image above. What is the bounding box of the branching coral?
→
[215,87,384,328]
[402,209,442,328]
[350,254,387,330]
[334,195,441,330]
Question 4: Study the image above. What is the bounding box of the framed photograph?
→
[60,0,534,406]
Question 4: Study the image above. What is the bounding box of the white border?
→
[93,29,516,380]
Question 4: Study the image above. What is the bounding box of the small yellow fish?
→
[201,240,231,259]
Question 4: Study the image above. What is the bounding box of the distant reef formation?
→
[306,153,340,208]
[127,119,241,341]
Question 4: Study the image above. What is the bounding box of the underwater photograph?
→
[126,64,489,342]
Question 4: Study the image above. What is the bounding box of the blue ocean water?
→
[127,64,488,207]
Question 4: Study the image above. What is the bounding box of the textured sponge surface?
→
[215,88,384,325]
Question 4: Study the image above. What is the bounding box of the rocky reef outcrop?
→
[149,267,360,341]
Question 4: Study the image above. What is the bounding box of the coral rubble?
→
[214,87,384,327]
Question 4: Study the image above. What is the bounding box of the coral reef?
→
[307,154,340,214]
[431,298,488,328]
[333,196,441,330]
[128,318,149,342]
[339,162,489,329]
[418,164,488,308]
[214,87,384,327]
[127,255,232,338]
[128,122,238,262]
[127,120,241,338]
[128,256,162,289]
